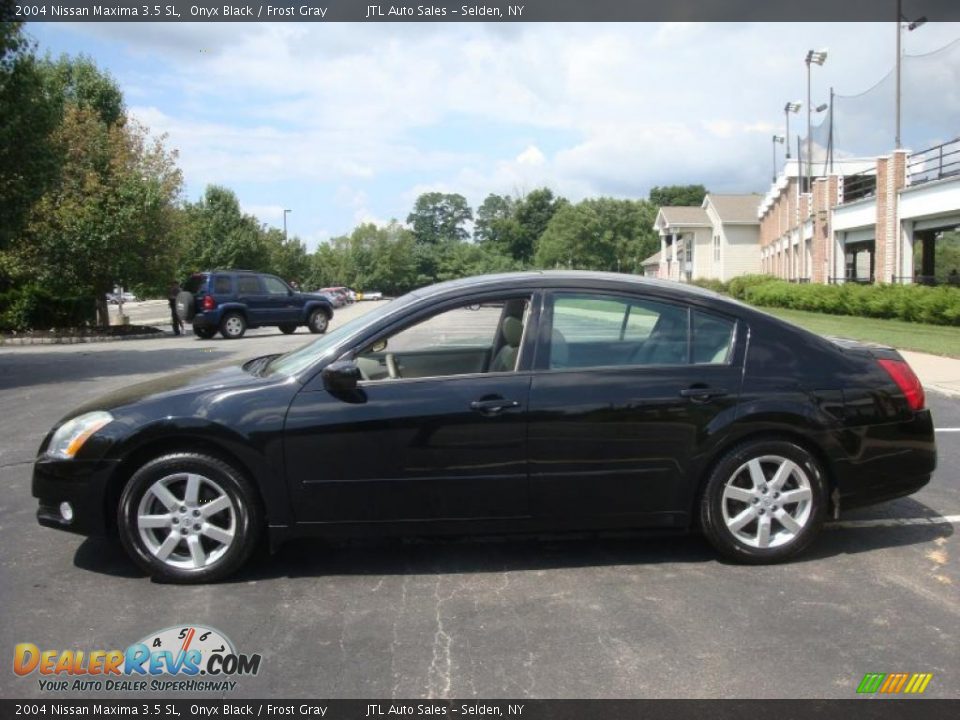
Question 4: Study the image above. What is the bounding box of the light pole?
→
[772,135,785,182]
[783,101,801,158]
[283,208,292,241]
[805,49,828,196]
[896,0,927,149]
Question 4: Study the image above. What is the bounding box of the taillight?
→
[877,358,925,412]
[202,295,216,311]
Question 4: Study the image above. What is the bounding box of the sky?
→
[27,21,960,251]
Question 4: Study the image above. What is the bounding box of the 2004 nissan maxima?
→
[33,272,936,582]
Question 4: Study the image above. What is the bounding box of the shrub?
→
[742,280,960,326]
[727,274,777,300]
[688,278,728,293]
[0,285,96,332]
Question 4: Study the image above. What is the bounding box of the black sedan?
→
[32,272,936,582]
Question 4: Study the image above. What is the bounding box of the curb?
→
[0,330,168,346]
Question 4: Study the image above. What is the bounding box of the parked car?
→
[106,291,137,305]
[359,291,383,301]
[32,271,935,582]
[175,270,334,339]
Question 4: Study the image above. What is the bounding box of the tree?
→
[474,193,520,254]
[648,184,708,208]
[40,53,124,127]
[309,222,417,295]
[514,188,566,263]
[406,192,473,245]
[0,16,61,253]
[535,198,658,274]
[179,186,271,277]
[20,107,182,324]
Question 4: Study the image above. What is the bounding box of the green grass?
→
[758,307,960,358]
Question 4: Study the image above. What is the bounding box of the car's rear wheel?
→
[220,312,246,339]
[308,309,329,334]
[700,439,827,564]
[117,453,261,583]
[193,326,216,340]
[278,323,298,335]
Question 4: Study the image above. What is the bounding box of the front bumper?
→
[32,457,121,537]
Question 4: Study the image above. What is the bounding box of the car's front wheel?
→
[700,439,828,564]
[219,312,246,339]
[308,309,329,334]
[117,453,261,583]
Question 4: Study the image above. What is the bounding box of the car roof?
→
[410,270,746,311]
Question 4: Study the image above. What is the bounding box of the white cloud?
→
[50,20,960,238]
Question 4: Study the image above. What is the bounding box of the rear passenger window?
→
[692,311,735,364]
[237,276,260,294]
[213,276,233,294]
[549,294,688,369]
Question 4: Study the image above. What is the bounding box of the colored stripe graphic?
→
[857,672,932,694]
[857,673,886,693]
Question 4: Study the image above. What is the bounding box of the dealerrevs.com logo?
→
[14,625,261,693]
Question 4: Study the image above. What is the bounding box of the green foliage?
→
[648,184,708,208]
[40,53,124,126]
[0,284,95,331]
[535,197,658,273]
[742,280,960,326]
[0,19,61,250]
[406,192,473,245]
[689,278,728,293]
[178,186,270,275]
[914,231,960,283]
[727,274,777,300]
[308,222,418,295]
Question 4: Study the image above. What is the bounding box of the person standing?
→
[167,281,184,336]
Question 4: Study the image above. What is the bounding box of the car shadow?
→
[72,499,954,582]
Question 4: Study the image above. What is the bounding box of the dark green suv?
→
[176,270,334,339]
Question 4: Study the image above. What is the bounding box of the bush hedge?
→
[741,277,960,326]
[0,285,97,332]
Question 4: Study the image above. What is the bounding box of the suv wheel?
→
[220,312,246,339]
[193,326,216,340]
[308,309,329,334]
[278,324,298,335]
[117,453,261,583]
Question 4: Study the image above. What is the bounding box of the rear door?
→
[528,291,744,528]
[235,274,269,324]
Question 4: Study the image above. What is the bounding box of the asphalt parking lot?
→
[0,302,957,699]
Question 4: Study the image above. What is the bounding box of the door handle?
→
[470,398,520,414]
[680,386,729,401]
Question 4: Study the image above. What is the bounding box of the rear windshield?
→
[184,273,207,293]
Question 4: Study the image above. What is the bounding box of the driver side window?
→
[357,297,531,381]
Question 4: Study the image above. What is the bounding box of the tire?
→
[193,326,216,340]
[219,312,246,339]
[117,452,262,583]
[308,308,329,334]
[175,291,196,322]
[278,323,298,335]
[700,439,828,564]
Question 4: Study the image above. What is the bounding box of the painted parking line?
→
[935,428,960,433]
[828,514,960,529]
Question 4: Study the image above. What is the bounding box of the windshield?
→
[266,295,417,377]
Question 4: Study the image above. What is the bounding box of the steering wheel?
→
[385,352,401,379]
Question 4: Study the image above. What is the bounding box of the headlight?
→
[46,411,114,460]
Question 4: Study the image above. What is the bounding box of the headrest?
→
[502,316,523,347]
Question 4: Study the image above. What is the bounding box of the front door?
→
[284,295,537,523]
[527,291,743,528]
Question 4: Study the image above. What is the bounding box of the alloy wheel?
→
[720,455,813,549]
[136,473,237,571]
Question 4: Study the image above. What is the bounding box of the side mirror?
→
[322,360,362,396]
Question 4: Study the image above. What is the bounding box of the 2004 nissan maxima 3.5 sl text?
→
[32,272,937,582]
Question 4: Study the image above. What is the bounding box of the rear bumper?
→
[191,311,221,330]
[834,409,937,511]
[32,457,121,537]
